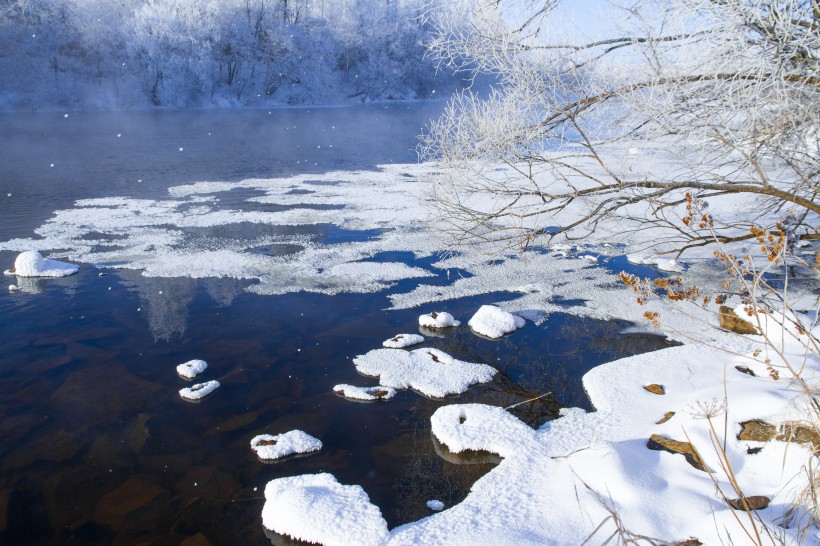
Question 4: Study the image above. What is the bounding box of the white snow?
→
[179,380,220,401]
[4,250,79,277]
[176,359,208,380]
[626,254,684,273]
[262,473,389,546]
[382,333,425,348]
[418,311,460,329]
[250,430,323,461]
[467,305,525,338]
[426,500,445,511]
[352,347,496,398]
[333,384,397,401]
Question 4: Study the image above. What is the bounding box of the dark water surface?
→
[0,105,676,545]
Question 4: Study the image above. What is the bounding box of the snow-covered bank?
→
[263,317,819,544]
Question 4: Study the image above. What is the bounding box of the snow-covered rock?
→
[333,384,397,401]
[176,359,208,380]
[418,311,460,329]
[251,430,322,461]
[262,473,389,546]
[426,500,445,511]
[352,347,496,398]
[382,333,425,348]
[179,380,220,401]
[467,305,525,339]
[5,250,78,277]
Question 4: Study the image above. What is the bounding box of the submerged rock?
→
[647,434,708,472]
[93,478,171,533]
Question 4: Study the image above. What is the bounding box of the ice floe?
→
[4,250,79,277]
[250,430,322,461]
[467,305,525,339]
[333,384,397,401]
[418,311,460,329]
[382,333,424,348]
[352,347,496,398]
[179,380,220,401]
[262,473,389,546]
[176,359,208,379]
[8,284,18,292]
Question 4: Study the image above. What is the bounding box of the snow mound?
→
[251,430,322,461]
[426,500,445,511]
[352,347,496,398]
[176,359,208,379]
[382,333,425,348]
[5,251,79,277]
[262,473,389,546]
[333,384,397,401]
[8,284,18,292]
[431,404,540,458]
[467,305,525,339]
[179,380,220,401]
[418,311,460,329]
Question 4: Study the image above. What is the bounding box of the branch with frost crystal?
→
[422,0,820,255]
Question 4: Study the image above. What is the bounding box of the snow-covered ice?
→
[352,347,496,398]
[333,384,397,401]
[176,359,208,379]
[179,380,220,401]
[418,311,460,329]
[4,251,79,277]
[467,305,525,339]
[382,333,424,348]
[262,473,389,546]
[250,430,322,461]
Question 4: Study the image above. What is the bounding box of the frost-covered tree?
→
[421,0,820,254]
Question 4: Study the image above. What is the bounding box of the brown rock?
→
[726,495,770,511]
[93,478,170,533]
[2,428,84,472]
[175,466,242,499]
[50,364,162,427]
[204,411,258,436]
[735,365,756,377]
[777,422,820,451]
[181,532,215,546]
[647,434,708,472]
[0,488,11,533]
[719,306,759,335]
[656,411,675,425]
[644,384,665,395]
[737,420,776,442]
[674,540,702,546]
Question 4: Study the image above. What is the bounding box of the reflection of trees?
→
[117,272,196,342]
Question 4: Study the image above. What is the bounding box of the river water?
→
[0,103,675,545]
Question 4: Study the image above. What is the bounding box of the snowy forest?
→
[0,0,464,110]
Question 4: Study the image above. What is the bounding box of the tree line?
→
[0,0,462,110]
